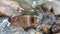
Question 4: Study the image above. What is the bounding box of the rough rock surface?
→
[0,0,24,18]
[41,1,60,16]
[0,0,60,34]
[10,15,39,29]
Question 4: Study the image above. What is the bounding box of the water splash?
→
[0,17,10,31]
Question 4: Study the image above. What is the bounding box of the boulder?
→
[0,6,20,18]
[41,1,60,16]
[0,0,24,12]
[10,15,39,29]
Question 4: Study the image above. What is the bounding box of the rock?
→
[52,1,60,16]
[35,31,43,34]
[41,1,53,11]
[0,6,21,17]
[41,1,60,16]
[10,15,39,29]
[55,20,60,26]
[40,24,49,32]
[54,33,60,34]
[38,23,54,34]
[0,0,25,18]
[52,25,60,33]
[0,0,24,12]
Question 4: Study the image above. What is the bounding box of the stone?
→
[55,33,60,34]
[41,1,60,16]
[10,15,39,29]
[0,0,24,12]
[55,20,60,26]
[35,31,43,34]
[0,6,20,17]
[52,25,60,33]
[0,0,25,18]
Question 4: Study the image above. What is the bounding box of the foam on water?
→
[0,17,10,31]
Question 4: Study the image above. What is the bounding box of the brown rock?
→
[1,0,24,12]
[10,15,39,29]
[41,1,53,11]
[0,0,25,18]
[35,31,43,34]
[40,24,49,33]
[54,33,60,34]
[55,20,60,27]
[0,6,20,18]
[41,1,60,16]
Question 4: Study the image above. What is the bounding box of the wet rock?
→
[10,15,39,29]
[0,0,25,18]
[55,33,60,34]
[55,20,60,26]
[41,1,60,16]
[52,25,60,33]
[0,0,60,34]
[28,29,35,34]
[40,24,49,32]
[0,0,24,12]
[37,23,55,34]
[35,31,43,34]
[41,1,53,11]
[47,14,56,22]
[0,6,21,17]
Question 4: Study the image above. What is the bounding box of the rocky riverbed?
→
[0,0,60,34]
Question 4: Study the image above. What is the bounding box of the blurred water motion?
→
[0,17,10,31]
[0,0,60,34]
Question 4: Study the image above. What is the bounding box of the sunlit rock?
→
[0,0,24,12]
[10,15,39,29]
[41,1,60,16]
[0,6,21,18]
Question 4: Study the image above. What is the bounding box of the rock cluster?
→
[0,0,60,34]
